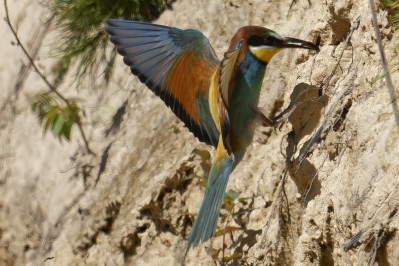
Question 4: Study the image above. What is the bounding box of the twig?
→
[287,0,296,17]
[367,230,385,266]
[322,16,360,94]
[343,229,363,252]
[343,189,399,253]
[260,170,288,244]
[369,0,399,129]
[297,45,359,166]
[291,15,359,165]
[302,154,327,209]
[3,0,94,155]
[44,256,55,262]
[287,0,311,17]
[222,212,231,262]
[297,63,357,166]
[54,189,87,228]
[0,15,54,118]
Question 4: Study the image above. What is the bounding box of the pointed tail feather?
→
[182,155,235,264]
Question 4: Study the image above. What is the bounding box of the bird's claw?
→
[256,100,299,128]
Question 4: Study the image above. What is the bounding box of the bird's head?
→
[230,26,319,64]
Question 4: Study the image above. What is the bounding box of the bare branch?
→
[369,0,399,129]
[322,16,360,94]
[3,0,94,155]
[367,231,385,266]
[343,229,363,252]
[260,169,288,244]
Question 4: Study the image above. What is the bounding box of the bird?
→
[105,19,319,263]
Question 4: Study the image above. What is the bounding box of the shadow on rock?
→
[286,83,328,206]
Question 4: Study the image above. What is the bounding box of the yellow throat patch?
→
[249,46,282,63]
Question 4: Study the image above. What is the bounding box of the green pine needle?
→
[50,0,174,86]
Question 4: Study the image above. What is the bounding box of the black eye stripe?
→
[247,35,265,46]
[264,36,273,44]
[248,34,278,46]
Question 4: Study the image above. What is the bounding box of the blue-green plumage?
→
[197,93,220,147]
[228,50,267,161]
[183,45,270,264]
[105,20,319,264]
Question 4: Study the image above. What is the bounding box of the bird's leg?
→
[270,101,299,125]
[251,101,299,127]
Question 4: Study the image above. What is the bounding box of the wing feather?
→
[219,39,242,109]
[216,39,243,153]
[105,19,220,145]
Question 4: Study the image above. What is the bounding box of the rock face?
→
[1,0,399,265]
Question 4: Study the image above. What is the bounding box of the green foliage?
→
[369,1,399,85]
[385,0,399,20]
[180,149,212,186]
[208,188,249,263]
[31,93,81,141]
[181,173,202,182]
[223,189,239,211]
[222,252,242,262]
[192,148,211,161]
[214,226,241,237]
[169,124,180,133]
[50,0,173,85]
[31,93,52,119]
[383,1,399,77]
[182,173,207,187]
[224,189,240,201]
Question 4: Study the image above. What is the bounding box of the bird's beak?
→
[280,37,320,51]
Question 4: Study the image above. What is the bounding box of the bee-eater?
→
[105,19,319,263]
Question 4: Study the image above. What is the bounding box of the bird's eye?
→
[264,36,274,45]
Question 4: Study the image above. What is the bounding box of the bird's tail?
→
[182,155,235,264]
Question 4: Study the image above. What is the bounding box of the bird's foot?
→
[252,101,299,128]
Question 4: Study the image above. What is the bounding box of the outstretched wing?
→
[105,19,220,147]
